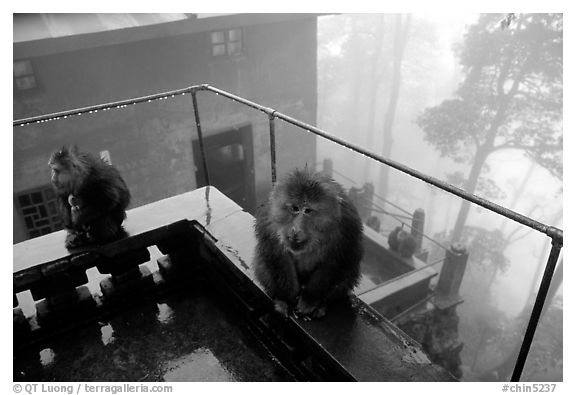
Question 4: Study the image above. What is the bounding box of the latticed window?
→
[210,28,243,57]
[15,186,63,239]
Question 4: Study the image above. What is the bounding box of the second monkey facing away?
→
[254,168,364,318]
[387,226,417,259]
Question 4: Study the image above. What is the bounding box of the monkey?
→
[48,145,131,249]
[388,226,417,259]
[253,168,364,318]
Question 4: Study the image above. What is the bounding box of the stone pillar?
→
[411,208,425,253]
[436,243,468,301]
[361,182,375,221]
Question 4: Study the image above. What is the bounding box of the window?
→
[15,186,63,239]
[210,28,243,57]
[14,59,37,91]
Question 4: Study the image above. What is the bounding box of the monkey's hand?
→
[296,297,326,319]
[68,195,82,222]
[68,194,79,207]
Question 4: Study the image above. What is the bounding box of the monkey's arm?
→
[255,254,299,316]
[73,174,130,226]
[254,242,300,302]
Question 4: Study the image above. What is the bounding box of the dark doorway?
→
[192,124,256,214]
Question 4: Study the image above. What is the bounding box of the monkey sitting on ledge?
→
[253,168,364,318]
[388,226,417,259]
[48,146,131,249]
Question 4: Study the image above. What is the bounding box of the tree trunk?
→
[450,147,489,242]
[450,42,527,243]
[378,14,411,199]
[350,17,365,131]
[347,17,369,181]
[362,15,386,182]
[499,161,536,232]
[366,15,386,138]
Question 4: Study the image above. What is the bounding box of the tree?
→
[417,14,562,242]
[378,14,412,199]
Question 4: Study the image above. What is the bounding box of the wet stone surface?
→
[14,283,294,382]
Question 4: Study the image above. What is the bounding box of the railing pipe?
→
[13,87,194,127]
[196,85,561,244]
[190,88,211,187]
[197,84,277,118]
[511,234,563,381]
[278,115,557,240]
[11,82,564,246]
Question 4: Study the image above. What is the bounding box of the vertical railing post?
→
[511,230,563,381]
[191,88,211,186]
[268,112,277,184]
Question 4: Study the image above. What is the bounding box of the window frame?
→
[15,185,63,239]
[13,59,38,92]
[209,28,243,58]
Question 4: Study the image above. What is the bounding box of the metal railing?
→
[14,83,563,381]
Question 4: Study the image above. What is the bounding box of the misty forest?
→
[316,13,562,381]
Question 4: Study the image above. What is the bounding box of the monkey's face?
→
[281,202,317,253]
[270,193,341,255]
[49,161,74,193]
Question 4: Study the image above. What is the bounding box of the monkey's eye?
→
[303,207,313,215]
[289,204,300,213]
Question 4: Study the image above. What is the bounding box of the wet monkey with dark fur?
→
[254,169,364,318]
[48,146,131,249]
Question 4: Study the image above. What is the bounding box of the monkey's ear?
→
[69,145,80,155]
[49,146,66,163]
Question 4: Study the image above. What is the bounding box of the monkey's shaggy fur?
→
[49,146,131,249]
[254,169,364,318]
